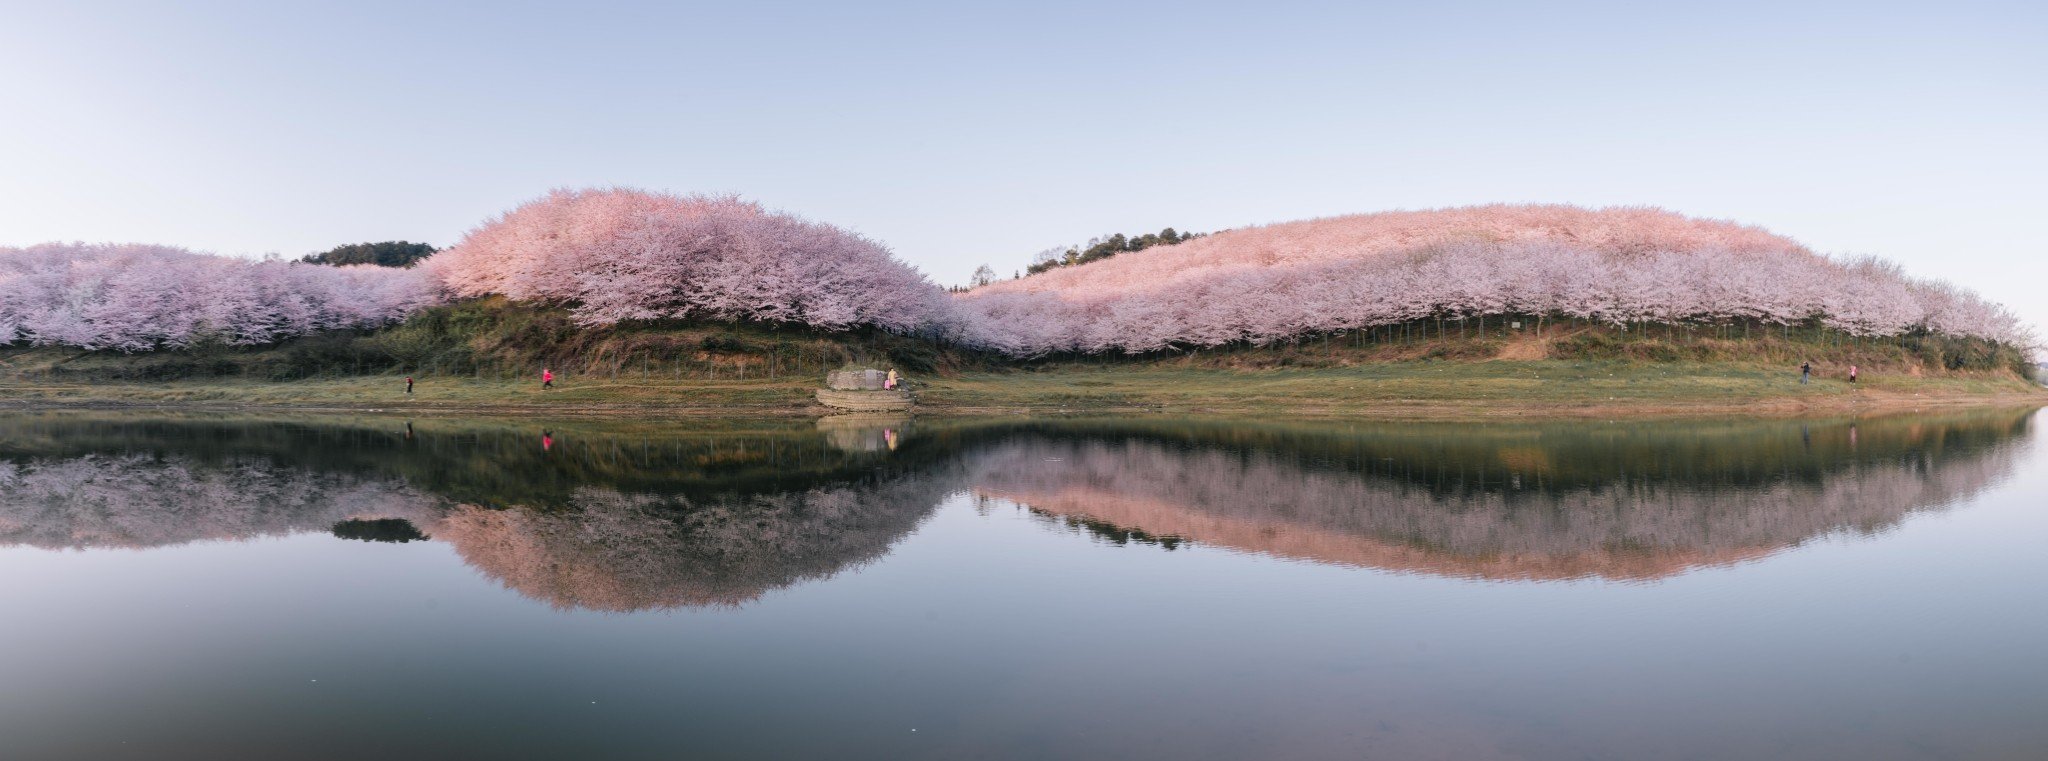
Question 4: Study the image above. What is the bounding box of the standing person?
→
[542,368,554,391]
[1849,365,1858,384]
[885,368,898,391]
[1800,361,1810,385]
[405,376,414,396]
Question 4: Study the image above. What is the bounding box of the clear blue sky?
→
[2,1,2042,338]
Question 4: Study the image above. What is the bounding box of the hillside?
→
[0,300,2038,418]
[0,297,981,384]
[954,205,2026,355]
[2,294,2032,383]
[1,192,2035,418]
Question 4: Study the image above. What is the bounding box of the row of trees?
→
[1025,228,1201,276]
[0,243,443,351]
[301,240,437,268]
[429,188,951,332]
[967,416,2023,580]
[953,205,2029,355]
[0,198,2029,360]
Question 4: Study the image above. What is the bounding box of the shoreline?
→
[2,362,2039,422]
[2,397,2037,423]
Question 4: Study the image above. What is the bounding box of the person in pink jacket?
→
[542,368,555,390]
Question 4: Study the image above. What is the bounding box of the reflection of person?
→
[542,430,554,452]
[884,428,897,451]
[542,368,555,390]
[405,421,414,441]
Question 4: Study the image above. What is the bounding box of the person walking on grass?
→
[1849,365,1858,384]
[405,376,414,396]
[542,368,554,391]
[1800,361,1810,385]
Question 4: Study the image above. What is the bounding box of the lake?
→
[0,409,2043,760]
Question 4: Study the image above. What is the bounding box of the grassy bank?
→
[2,300,2037,419]
[0,297,983,384]
[920,361,2042,418]
[3,359,2038,420]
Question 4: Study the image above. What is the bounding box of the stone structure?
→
[825,369,892,391]
[818,367,913,411]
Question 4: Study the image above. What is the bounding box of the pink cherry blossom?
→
[0,243,443,351]
[953,205,2028,354]
[426,188,951,333]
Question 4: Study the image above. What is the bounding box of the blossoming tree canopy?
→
[953,204,2027,355]
[427,188,951,333]
[0,242,444,351]
[2,201,2026,360]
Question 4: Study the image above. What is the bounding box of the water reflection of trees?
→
[965,412,2036,580]
[0,414,922,509]
[0,453,443,549]
[435,473,955,610]
[0,414,962,610]
[0,409,2033,609]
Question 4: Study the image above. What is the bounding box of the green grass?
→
[918,361,2041,417]
[0,373,815,412]
[5,359,2037,420]
[2,302,2037,419]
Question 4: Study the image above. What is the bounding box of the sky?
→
[2,0,2043,338]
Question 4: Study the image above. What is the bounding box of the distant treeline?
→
[302,241,437,268]
[1026,228,1203,276]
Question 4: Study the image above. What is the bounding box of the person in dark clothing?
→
[1800,362,1810,385]
[405,376,414,395]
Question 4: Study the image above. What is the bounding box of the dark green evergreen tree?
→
[302,241,437,268]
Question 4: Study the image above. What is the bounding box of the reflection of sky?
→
[1,416,2044,759]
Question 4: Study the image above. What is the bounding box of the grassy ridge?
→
[0,297,975,384]
[922,361,2041,417]
[0,300,2036,419]
[1,360,2037,420]
[0,299,2033,383]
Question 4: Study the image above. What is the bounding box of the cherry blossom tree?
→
[425,188,952,333]
[3,201,2026,359]
[0,243,443,351]
[952,205,2029,354]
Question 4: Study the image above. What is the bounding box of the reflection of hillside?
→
[0,416,961,610]
[432,470,956,611]
[0,409,2033,606]
[0,454,444,550]
[968,412,2033,581]
[0,413,917,509]
[995,487,1775,580]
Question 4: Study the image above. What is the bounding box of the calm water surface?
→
[0,409,2043,760]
